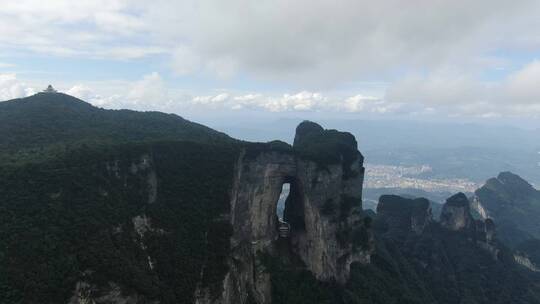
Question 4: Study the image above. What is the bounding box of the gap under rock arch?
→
[275,177,305,239]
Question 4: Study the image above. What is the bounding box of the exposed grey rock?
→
[440,193,499,258]
[440,192,473,231]
[376,195,432,235]
[198,121,372,304]
[471,195,490,219]
[514,253,540,272]
[68,281,158,304]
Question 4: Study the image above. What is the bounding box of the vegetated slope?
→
[2,93,540,304]
[0,92,233,154]
[0,141,240,304]
[0,92,243,303]
[474,172,540,247]
[347,225,540,304]
[267,194,540,304]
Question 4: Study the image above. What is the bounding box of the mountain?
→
[351,193,540,304]
[472,172,540,247]
[0,92,233,155]
[1,93,540,304]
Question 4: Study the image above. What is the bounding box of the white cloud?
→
[65,84,118,107]
[188,90,391,113]
[1,0,540,120]
[264,92,325,112]
[0,62,15,68]
[171,46,202,76]
[126,72,168,105]
[64,72,172,110]
[3,67,539,119]
[343,95,381,112]
[0,73,36,100]
[384,60,540,118]
[505,60,540,103]
[2,0,540,84]
[66,84,95,101]
[386,70,487,105]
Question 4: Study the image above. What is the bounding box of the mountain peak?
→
[377,195,432,235]
[445,192,469,207]
[2,91,94,109]
[474,172,540,246]
[440,193,473,231]
[484,171,537,198]
[497,171,534,187]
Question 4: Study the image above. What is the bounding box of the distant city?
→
[364,164,479,193]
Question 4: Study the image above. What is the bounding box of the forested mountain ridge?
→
[0,92,233,154]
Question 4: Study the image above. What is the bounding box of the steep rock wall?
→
[202,122,371,304]
[440,193,473,231]
[376,195,432,236]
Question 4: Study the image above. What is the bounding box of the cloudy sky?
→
[1,0,540,125]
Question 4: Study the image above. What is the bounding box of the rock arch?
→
[198,122,373,304]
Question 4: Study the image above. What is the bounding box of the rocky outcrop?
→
[376,195,432,235]
[439,193,499,258]
[440,193,473,231]
[471,195,490,219]
[69,281,152,304]
[473,218,495,243]
[199,121,371,304]
[514,254,540,272]
[68,271,159,304]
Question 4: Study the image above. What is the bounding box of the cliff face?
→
[376,195,432,235]
[440,193,496,250]
[6,93,540,304]
[440,193,473,231]
[198,121,371,304]
[361,193,540,304]
[1,116,370,304]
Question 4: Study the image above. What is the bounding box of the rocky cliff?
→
[363,193,540,304]
[196,121,372,304]
[376,195,432,235]
[4,92,540,304]
[440,192,473,231]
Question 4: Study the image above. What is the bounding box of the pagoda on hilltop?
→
[43,85,57,93]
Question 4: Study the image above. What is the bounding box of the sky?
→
[1,0,540,127]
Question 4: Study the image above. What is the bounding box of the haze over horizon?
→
[1,0,540,128]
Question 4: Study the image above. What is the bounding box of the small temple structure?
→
[43,85,57,93]
[278,220,290,238]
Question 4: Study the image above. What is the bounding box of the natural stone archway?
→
[275,182,289,221]
[281,176,303,231]
[196,121,373,304]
